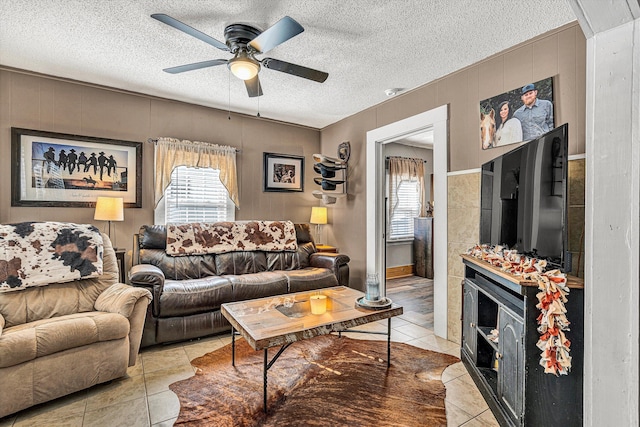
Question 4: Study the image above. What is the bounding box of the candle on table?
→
[310,294,327,315]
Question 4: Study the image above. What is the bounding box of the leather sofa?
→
[0,227,152,418]
[129,222,350,347]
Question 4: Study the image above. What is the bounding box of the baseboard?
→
[386,265,414,279]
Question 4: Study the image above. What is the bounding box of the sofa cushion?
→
[215,251,267,275]
[0,312,129,368]
[159,277,233,317]
[228,272,289,301]
[139,248,217,280]
[284,268,339,293]
[266,242,315,271]
[138,224,168,249]
[294,223,314,244]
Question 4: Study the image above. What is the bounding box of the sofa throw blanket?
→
[0,222,103,292]
[166,220,298,256]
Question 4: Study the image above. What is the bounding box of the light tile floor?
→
[0,316,498,427]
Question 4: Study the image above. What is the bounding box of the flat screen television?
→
[480,123,570,272]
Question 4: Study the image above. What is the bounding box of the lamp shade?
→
[94,197,124,221]
[228,55,260,80]
[310,206,328,225]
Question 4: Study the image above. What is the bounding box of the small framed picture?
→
[11,127,142,207]
[263,152,304,192]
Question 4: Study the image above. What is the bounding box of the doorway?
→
[383,137,434,328]
[383,137,433,276]
[366,105,448,338]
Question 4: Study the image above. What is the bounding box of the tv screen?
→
[480,124,569,271]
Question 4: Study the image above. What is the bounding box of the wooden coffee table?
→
[221,286,403,412]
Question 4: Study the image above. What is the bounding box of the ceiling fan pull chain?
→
[257,94,261,118]
[228,69,231,120]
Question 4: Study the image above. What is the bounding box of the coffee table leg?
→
[387,318,391,368]
[263,349,268,413]
[231,326,235,367]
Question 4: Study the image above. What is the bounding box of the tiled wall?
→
[445,159,586,343]
[567,158,585,278]
[447,172,481,344]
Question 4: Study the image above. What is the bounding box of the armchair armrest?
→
[310,253,351,287]
[95,282,152,317]
[94,283,152,366]
[0,313,4,338]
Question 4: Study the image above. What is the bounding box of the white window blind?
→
[389,179,421,240]
[165,166,234,223]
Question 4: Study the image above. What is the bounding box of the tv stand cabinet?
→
[460,255,584,427]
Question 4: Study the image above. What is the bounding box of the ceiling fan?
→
[151,14,329,97]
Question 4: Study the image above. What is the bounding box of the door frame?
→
[366,104,449,338]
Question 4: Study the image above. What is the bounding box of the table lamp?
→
[94,196,124,249]
[310,206,327,245]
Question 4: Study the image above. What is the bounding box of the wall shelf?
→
[312,153,347,204]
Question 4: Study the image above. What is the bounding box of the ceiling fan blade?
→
[262,58,328,83]
[244,75,263,97]
[163,59,228,74]
[152,13,229,51]
[248,16,303,54]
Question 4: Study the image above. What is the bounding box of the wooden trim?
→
[386,265,414,279]
[460,254,584,289]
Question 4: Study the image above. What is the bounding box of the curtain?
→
[154,137,239,208]
[388,156,426,233]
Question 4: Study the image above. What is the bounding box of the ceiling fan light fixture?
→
[228,54,260,80]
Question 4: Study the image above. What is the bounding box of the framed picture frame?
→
[11,128,142,207]
[263,152,304,192]
[479,76,555,150]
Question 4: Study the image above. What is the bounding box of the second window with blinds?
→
[156,166,235,224]
[388,179,421,240]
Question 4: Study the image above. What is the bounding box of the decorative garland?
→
[467,244,572,376]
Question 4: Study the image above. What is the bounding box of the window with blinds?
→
[165,166,235,223]
[389,179,421,240]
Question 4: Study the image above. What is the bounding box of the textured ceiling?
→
[0,1,576,129]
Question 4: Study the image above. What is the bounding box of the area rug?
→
[169,335,459,426]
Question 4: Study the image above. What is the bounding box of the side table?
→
[114,249,126,283]
[316,244,338,253]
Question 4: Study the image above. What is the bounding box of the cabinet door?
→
[497,307,524,423]
[461,280,478,362]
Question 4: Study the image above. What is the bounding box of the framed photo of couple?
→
[479,76,555,150]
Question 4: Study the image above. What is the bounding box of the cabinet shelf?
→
[477,326,499,353]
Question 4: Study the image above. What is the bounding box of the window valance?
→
[154,137,239,208]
